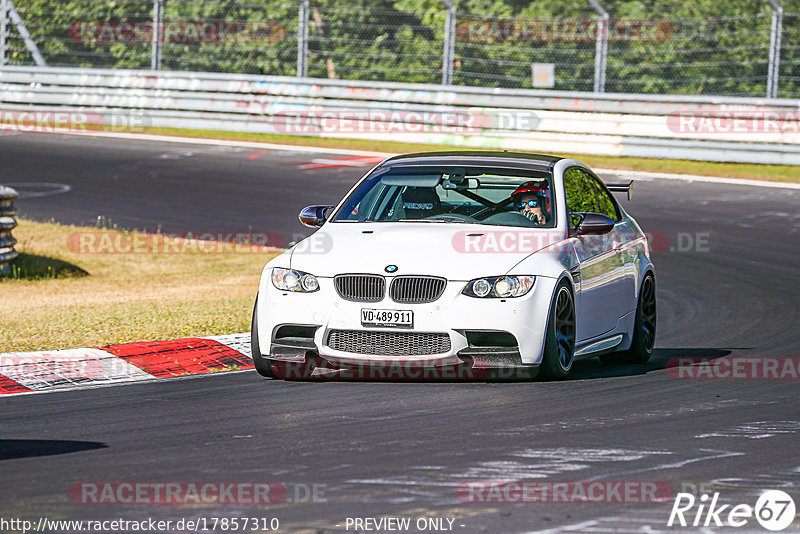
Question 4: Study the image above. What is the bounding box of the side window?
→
[349,185,382,220]
[586,173,620,222]
[564,167,599,228]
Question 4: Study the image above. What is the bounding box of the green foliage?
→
[6,0,800,97]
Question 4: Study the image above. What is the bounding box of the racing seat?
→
[399,187,442,219]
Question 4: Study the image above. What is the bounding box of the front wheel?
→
[540,282,576,379]
[250,296,274,378]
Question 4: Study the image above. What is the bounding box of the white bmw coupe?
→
[251,151,656,380]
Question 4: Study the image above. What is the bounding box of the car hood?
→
[289,222,563,280]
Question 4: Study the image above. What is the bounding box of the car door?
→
[564,167,625,341]
[584,170,638,320]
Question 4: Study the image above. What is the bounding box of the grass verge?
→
[134,126,800,184]
[0,219,277,353]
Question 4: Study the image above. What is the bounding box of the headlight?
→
[462,276,535,298]
[272,268,319,292]
[472,278,492,297]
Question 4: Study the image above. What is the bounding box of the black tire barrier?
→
[0,185,19,276]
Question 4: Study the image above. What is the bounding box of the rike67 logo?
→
[668,490,796,531]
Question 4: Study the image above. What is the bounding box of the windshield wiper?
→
[398,218,458,223]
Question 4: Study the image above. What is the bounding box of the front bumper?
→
[256,274,559,376]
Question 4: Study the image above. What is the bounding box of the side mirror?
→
[572,212,615,236]
[298,205,334,228]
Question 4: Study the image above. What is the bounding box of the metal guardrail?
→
[1,66,799,165]
[0,185,19,276]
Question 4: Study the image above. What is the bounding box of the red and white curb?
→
[0,334,253,396]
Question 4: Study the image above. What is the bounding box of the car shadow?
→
[0,439,108,461]
[269,348,739,383]
[561,347,736,381]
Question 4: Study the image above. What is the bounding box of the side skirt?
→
[574,334,624,359]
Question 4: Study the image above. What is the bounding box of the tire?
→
[603,273,656,364]
[540,281,576,380]
[250,296,274,378]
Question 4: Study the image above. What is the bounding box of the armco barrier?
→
[0,185,18,276]
[1,66,800,164]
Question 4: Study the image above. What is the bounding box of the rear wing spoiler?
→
[605,180,634,201]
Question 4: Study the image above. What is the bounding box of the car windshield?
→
[332,166,556,228]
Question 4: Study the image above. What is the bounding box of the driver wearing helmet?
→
[512,181,549,226]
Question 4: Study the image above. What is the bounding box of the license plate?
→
[361,308,414,328]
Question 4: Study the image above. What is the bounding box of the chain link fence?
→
[2,0,800,98]
[785,11,800,91]
[306,2,445,83]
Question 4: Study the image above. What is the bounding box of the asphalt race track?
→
[2,132,800,533]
